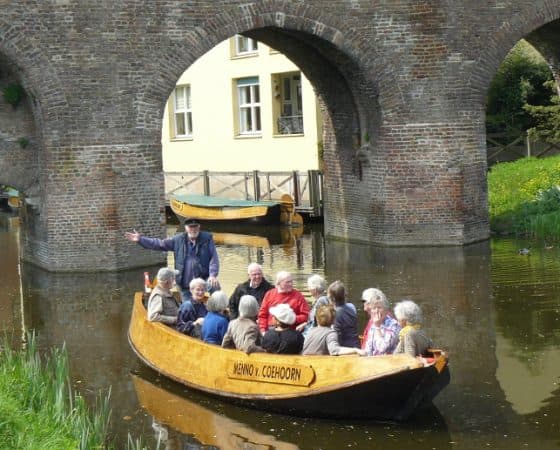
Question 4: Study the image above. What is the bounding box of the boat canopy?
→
[173,194,279,208]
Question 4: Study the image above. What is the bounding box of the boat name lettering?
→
[227,360,315,386]
[262,364,301,382]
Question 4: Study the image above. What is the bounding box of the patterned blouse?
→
[364,314,400,356]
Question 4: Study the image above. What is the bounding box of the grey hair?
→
[156,267,176,283]
[238,295,260,319]
[275,270,292,285]
[207,290,228,312]
[394,300,423,324]
[189,277,207,290]
[307,274,326,294]
[361,288,389,310]
[247,262,263,274]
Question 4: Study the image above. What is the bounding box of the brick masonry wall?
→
[1,0,560,270]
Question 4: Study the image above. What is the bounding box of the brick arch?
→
[468,0,560,102]
[134,3,382,233]
[0,18,69,130]
[0,11,69,195]
[134,1,379,141]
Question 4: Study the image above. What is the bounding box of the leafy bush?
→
[488,155,560,241]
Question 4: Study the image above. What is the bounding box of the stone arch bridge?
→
[1,1,559,271]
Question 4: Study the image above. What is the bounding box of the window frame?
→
[234,35,258,56]
[172,85,193,138]
[237,77,261,135]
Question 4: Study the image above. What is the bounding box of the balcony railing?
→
[277,115,303,135]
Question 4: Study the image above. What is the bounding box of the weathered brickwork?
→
[1,1,560,270]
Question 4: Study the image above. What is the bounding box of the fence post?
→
[526,133,531,158]
[292,171,300,206]
[308,170,322,216]
[203,170,210,196]
[252,170,260,201]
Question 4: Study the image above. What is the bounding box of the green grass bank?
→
[0,336,149,450]
[488,154,560,241]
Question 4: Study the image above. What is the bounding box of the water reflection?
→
[132,370,299,449]
[1,212,560,448]
[131,365,451,450]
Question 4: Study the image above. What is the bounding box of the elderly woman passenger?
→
[297,274,329,336]
[201,290,229,345]
[176,277,208,337]
[363,288,400,355]
[329,280,360,348]
[222,295,265,354]
[147,267,180,325]
[302,305,366,356]
[262,304,304,354]
[393,300,433,357]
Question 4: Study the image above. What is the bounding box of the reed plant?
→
[488,155,560,241]
[0,334,149,449]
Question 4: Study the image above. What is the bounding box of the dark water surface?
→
[1,212,559,449]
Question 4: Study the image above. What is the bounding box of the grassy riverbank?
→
[0,336,147,449]
[488,155,560,241]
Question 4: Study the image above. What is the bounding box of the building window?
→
[234,35,258,55]
[173,85,193,137]
[237,77,261,135]
[274,73,303,135]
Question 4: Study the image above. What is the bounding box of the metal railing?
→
[165,170,323,217]
[277,115,304,135]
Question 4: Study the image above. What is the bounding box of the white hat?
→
[269,303,296,325]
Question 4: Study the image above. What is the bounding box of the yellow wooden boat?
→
[132,374,299,449]
[170,193,303,225]
[128,292,450,420]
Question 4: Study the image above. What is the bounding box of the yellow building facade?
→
[161,36,322,173]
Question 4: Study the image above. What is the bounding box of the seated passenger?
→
[222,295,265,354]
[302,305,366,356]
[262,304,304,354]
[360,288,385,349]
[328,280,360,348]
[147,267,180,325]
[201,290,230,345]
[176,278,208,337]
[296,274,329,336]
[393,300,433,357]
[228,263,273,320]
[363,288,400,355]
[258,271,310,333]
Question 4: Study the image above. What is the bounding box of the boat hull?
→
[128,292,449,420]
[170,194,303,225]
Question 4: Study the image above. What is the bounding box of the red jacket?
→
[258,288,310,332]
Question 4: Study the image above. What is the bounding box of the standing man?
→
[125,218,219,300]
[228,263,273,320]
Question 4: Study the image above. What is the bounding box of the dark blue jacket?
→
[138,231,219,289]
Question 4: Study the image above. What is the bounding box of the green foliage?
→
[488,155,560,240]
[17,137,29,149]
[0,334,149,450]
[524,80,560,143]
[486,40,554,135]
[2,83,25,108]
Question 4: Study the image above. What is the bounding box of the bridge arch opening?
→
[151,22,382,239]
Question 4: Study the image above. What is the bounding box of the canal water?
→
[1,211,559,449]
